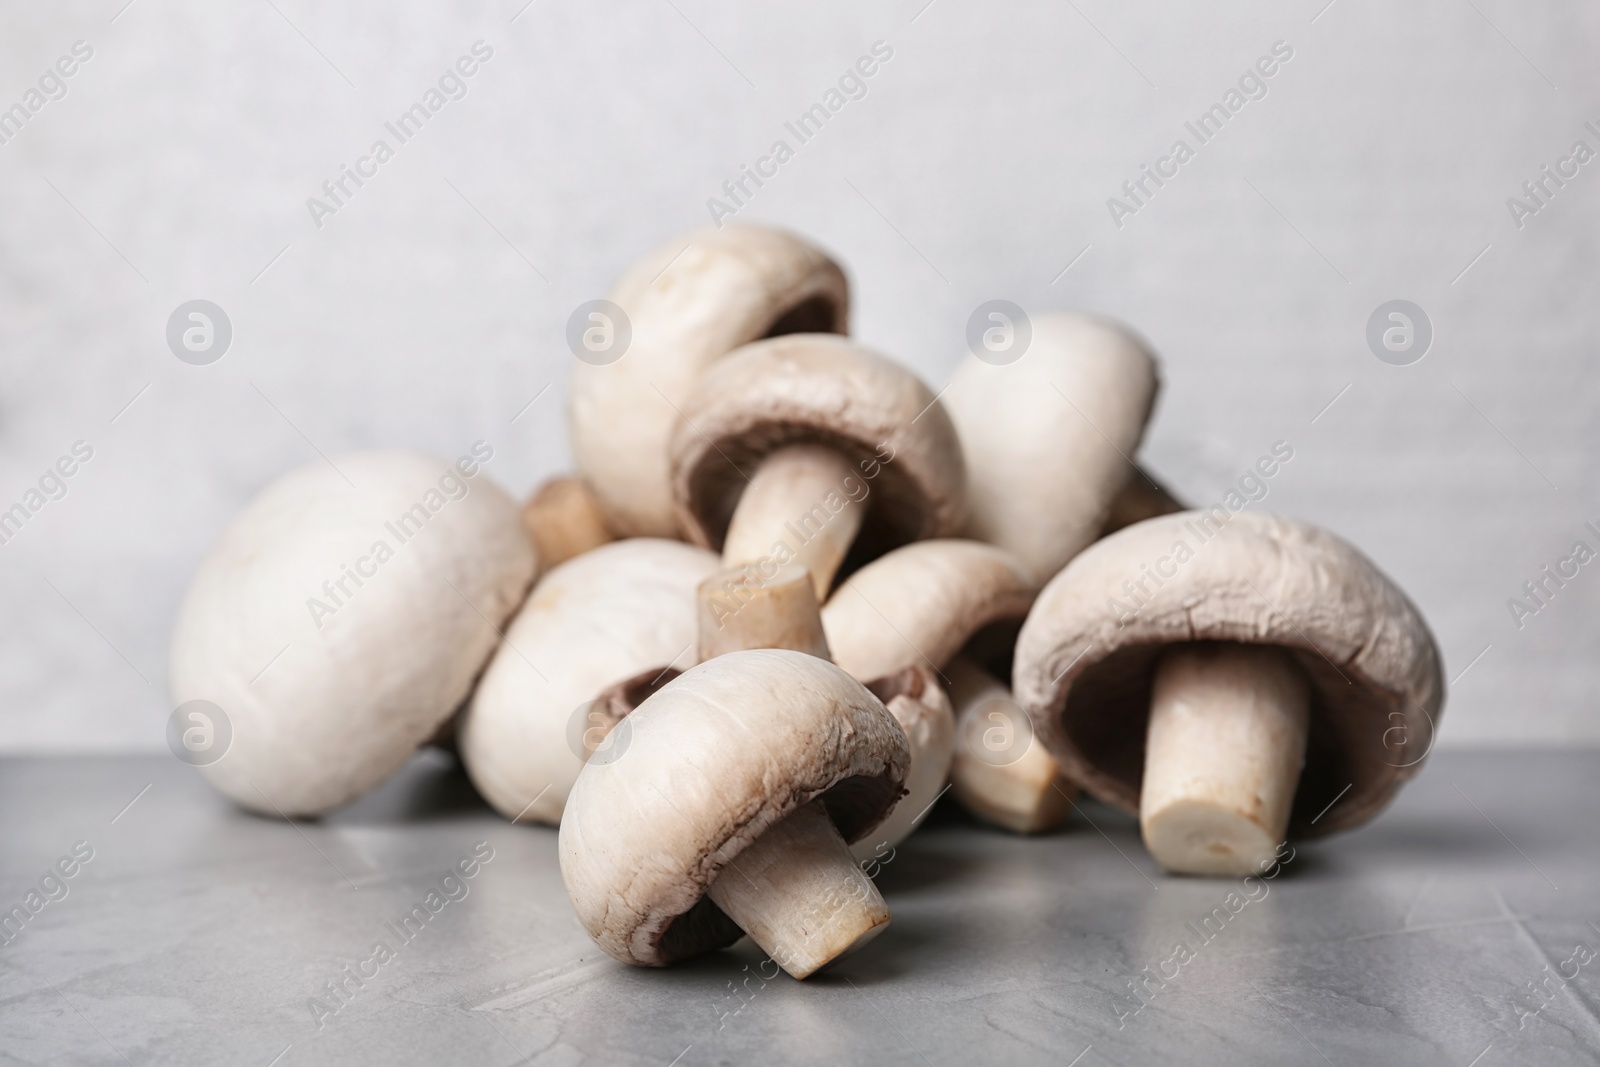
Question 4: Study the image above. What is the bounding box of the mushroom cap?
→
[1013,510,1444,838]
[459,538,719,825]
[943,313,1159,582]
[559,649,909,967]
[568,225,849,539]
[669,334,967,568]
[850,663,956,860]
[168,450,536,816]
[821,539,1038,683]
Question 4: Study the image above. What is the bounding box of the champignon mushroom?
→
[1014,511,1444,876]
[568,225,849,538]
[821,540,1036,682]
[697,560,954,862]
[168,450,535,816]
[458,538,718,825]
[942,313,1160,583]
[522,475,614,571]
[669,334,966,602]
[559,648,909,978]
[947,658,1076,834]
[817,539,1039,850]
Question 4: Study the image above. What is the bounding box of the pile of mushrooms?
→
[169,223,1445,981]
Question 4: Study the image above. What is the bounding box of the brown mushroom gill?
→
[1054,637,1406,844]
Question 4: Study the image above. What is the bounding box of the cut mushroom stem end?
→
[721,444,865,600]
[707,799,890,979]
[949,659,1074,835]
[522,475,614,570]
[1139,642,1310,877]
[697,563,830,660]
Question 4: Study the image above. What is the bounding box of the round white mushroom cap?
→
[943,313,1159,583]
[568,224,848,539]
[168,450,536,816]
[559,649,908,967]
[459,538,719,825]
[1013,510,1445,837]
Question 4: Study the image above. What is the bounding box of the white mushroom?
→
[695,559,955,864]
[670,334,967,601]
[942,313,1160,583]
[458,538,718,825]
[568,225,848,538]
[1014,511,1445,876]
[560,649,909,978]
[819,540,1039,849]
[168,450,535,816]
[821,539,1036,682]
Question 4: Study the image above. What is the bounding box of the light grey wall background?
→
[1,1,1595,751]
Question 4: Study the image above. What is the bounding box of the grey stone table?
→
[2,751,1596,1066]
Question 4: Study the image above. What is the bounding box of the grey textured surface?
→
[1,2,1598,750]
[2,750,1596,1065]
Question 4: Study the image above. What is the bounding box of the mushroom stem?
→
[708,798,891,979]
[1140,642,1310,876]
[722,444,865,600]
[697,564,830,661]
[522,476,613,570]
[1101,468,1183,536]
[948,659,1075,834]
